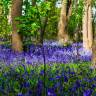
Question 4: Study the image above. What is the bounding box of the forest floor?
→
[0,41,95,96]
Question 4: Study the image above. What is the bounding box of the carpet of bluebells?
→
[0,40,96,96]
[0,40,92,66]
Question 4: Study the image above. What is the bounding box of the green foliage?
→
[0,0,95,43]
[45,1,60,39]
[17,0,59,44]
[67,0,84,41]
[0,0,11,38]
[0,16,11,37]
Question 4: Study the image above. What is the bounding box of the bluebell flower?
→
[70,81,80,92]
[40,70,44,75]
[92,84,96,88]
[17,93,23,96]
[37,80,43,89]
[54,82,60,88]
[37,83,43,96]
[23,82,30,88]
[56,75,61,79]
[64,75,68,82]
[49,77,54,81]
[83,89,92,96]
[47,88,56,96]
[75,80,80,88]
[28,90,33,95]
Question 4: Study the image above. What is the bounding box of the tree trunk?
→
[32,0,36,6]
[91,6,96,68]
[82,1,89,50]
[0,1,3,16]
[7,6,12,24]
[91,23,96,67]
[58,0,72,45]
[11,0,23,52]
[92,37,96,68]
[39,17,48,44]
[36,0,48,45]
[88,4,93,50]
[82,0,93,51]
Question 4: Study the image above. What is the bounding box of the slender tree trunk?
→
[91,6,96,68]
[11,0,23,52]
[39,17,48,44]
[82,0,93,51]
[32,0,36,6]
[88,4,93,50]
[0,1,3,42]
[92,24,96,68]
[37,0,48,45]
[7,5,12,24]
[82,1,89,50]
[58,0,72,45]
[92,38,96,68]
[74,0,79,10]
[0,1,3,16]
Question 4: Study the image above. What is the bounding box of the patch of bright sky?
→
[56,0,62,8]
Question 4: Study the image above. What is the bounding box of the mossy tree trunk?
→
[32,0,36,6]
[91,13,96,68]
[11,0,23,52]
[92,37,96,68]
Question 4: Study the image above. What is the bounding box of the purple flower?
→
[17,93,23,96]
[23,82,30,88]
[54,82,60,88]
[64,75,68,82]
[92,84,96,88]
[83,89,92,96]
[40,70,44,75]
[75,80,80,88]
[49,77,54,81]
[56,75,61,79]
[47,88,56,96]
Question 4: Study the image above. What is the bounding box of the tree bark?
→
[88,4,93,50]
[91,5,96,68]
[0,1,3,16]
[11,0,23,52]
[58,0,72,45]
[39,17,48,44]
[32,0,36,6]
[92,37,96,68]
[82,1,89,50]
[82,0,93,51]
[7,5,12,24]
